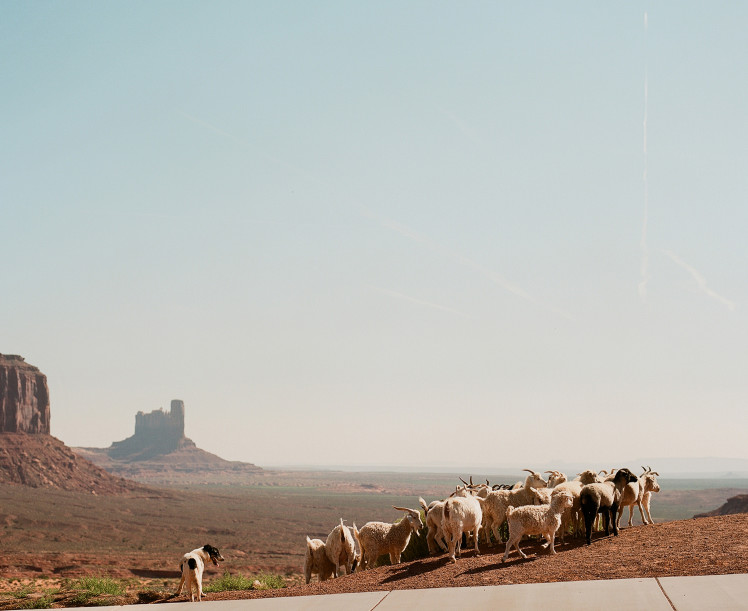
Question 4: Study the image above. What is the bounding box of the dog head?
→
[202,544,224,566]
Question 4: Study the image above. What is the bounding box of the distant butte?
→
[75,399,262,485]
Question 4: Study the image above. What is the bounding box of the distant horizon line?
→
[258,456,748,477]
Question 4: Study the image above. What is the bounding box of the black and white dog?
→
[176,544,224,602]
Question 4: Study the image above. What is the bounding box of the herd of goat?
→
[304,466,661,584]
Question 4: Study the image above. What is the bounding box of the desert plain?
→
[1,468,747,606]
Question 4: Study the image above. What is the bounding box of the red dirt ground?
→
[184,513,748,603]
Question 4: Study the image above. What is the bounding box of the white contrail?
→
[663,249,736,311]
[638,11,650,303]
[365,285,467,317]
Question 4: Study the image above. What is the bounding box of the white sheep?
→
[304,536,335,584]
[480,469,548,544]
[353,506,423,570]
[325,518,356,576]
[547,479,584,541]
[419,497,448,555]
[502,488,574,562]
[575,469,604,484]
[442,493,483,563]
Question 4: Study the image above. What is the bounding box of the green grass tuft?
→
[13,587,33,599]
[20,594,54,609]
[204,571,285,592]
[253,573,286,590]
[71,576,125,597]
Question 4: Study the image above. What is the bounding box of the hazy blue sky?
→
[2,1,747,468]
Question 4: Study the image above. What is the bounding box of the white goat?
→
[304,537,335,584]
[325,518,356,576]
[480,469,548,544]
[502,488,574,562]
[442,493,483,563]
[353,506,423,570]
[636,466,661,525]
[419,497,448,555]
[546,470,568,488]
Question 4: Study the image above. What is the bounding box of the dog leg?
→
[176,567,186,596]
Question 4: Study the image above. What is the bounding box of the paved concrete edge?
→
[659,573,748,611]
[59,574,748,611]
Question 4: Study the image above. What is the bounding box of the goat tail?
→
[352,524,360,545]
[444,499,451,520]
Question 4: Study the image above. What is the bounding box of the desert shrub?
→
[64,576,126,606]
[69,592,92,606]
[13,586,33,599]
[253,574,285,590]
[204,572,256,592]
[71,577,124,597]
[20,594,54,609]
[204,571,285,593]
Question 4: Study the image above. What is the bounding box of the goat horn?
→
[469,476,474,485]
[459,477,469,486]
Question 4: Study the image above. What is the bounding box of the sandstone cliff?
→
[0,354,50,434]
[694,494,748,518]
